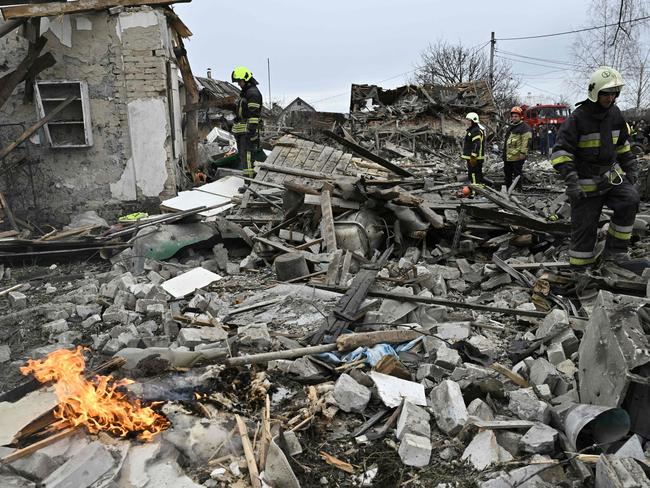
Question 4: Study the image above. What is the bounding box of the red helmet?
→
[511,106,523,115]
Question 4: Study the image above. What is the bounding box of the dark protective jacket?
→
[503,121,532,162]
[462,123,485,161]
[232,79,263,137]
[550,100,635,194]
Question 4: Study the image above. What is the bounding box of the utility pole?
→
[267,58,272,108]
[489,31,496,90]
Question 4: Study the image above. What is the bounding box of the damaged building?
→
[349,80,498,159]
[3,3,650,488]
[0,1,194,224]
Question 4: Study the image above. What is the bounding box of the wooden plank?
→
[302,147,323,172]
[0,96,76,160]
[308,246,393,344]
[312,145,335,172]
[0,192,18,232]
[333,152,352,174]
[339,250,352,286]
[320,183,337,253]
[490,362,531,388]
[325,250,343,286]
[304,194,360,210]
[257,163,333,181]
[470,419,535,430]
[174,36,199,177]
[323,129,415,177]
[321,149,344,175]
[2,0,191,19]
[234,415,261,488]
[2,427,77,464]
[0,36,46,111]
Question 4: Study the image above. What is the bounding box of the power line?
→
[521,81,562,97]
[497,14,650,41]
[498,49,575,67]
[495,54,574,71]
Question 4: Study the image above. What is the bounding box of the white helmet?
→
[587,66,624,103]
[466,112,479,123]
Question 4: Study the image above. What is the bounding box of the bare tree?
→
[571,0,650,108]
[412,39,521,109]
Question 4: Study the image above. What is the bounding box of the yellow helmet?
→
[466,112,479,123]
[587,66,624,102]
[231,66,253,83]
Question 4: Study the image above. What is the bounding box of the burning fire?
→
[21,347,169,441]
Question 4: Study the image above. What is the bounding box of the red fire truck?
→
[521,104,571,130]
[521,104,571,152]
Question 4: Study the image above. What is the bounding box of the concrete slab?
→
[161,267,222,299]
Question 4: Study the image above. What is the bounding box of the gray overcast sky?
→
[175,0,592,112]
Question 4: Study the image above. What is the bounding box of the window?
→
[34,80,93,148]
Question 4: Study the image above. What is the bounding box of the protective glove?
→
[564,172,586,203]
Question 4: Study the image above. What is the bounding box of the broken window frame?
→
[33,80,93,148]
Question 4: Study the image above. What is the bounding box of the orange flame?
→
[20,347,169,441]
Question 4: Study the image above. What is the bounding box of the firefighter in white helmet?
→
[461,112,487,185]
[551,66,643,272]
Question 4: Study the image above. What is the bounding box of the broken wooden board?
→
[0,388,58,445]
[323,129,415,177]
[161,267,222,299]
[308,246,393,344]
[463,205,571,235]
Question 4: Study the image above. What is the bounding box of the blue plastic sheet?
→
[315,335,424,366]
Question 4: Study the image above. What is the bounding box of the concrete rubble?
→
[0,5,649,486]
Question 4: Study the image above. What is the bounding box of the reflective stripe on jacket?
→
[233,82,263,135]
[550,100,635,194]
[462,123,485,161]
[504,121,532,162]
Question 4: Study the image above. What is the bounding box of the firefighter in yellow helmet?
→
[231,66,263,181]
[550,66,643,272]
[461,112,486,185]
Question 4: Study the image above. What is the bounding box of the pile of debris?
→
[2,130,650,488]
[348,80,498,162]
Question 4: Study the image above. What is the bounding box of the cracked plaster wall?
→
[0,6,181,225]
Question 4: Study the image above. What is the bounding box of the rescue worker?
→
[462,112,486,185]
[550,66,639,269]
[231,66,262,180]
[503,106,532,190]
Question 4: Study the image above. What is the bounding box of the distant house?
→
[278,97,316,127]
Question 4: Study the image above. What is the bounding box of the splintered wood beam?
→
[0,36,46,111]
[0,96,76,160]
[1,0,191,20]
[319,183,337,252]
[2,427,77,464]
[174,36,199,174]
[322,129,415,177]
[235,415,261,488]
